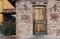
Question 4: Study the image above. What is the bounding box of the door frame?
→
[33,5,47,35]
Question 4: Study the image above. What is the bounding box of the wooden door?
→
[33,5,47,35]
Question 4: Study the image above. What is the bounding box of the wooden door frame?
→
[33,5,47,35]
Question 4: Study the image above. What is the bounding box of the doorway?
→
[33,5,47,35]
[3,13,16,35]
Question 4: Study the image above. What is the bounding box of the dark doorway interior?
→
[3,13,16,35]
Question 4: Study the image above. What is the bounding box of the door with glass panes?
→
[33,5,47,35]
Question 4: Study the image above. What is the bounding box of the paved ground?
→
[0,34,4,39]
[0,35,60,39]
[27,35,60,39]
[19,35,60,39]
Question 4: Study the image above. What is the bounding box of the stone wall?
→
[16,1,33,38]
[16,0,60,38]
[47,0,60,35]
